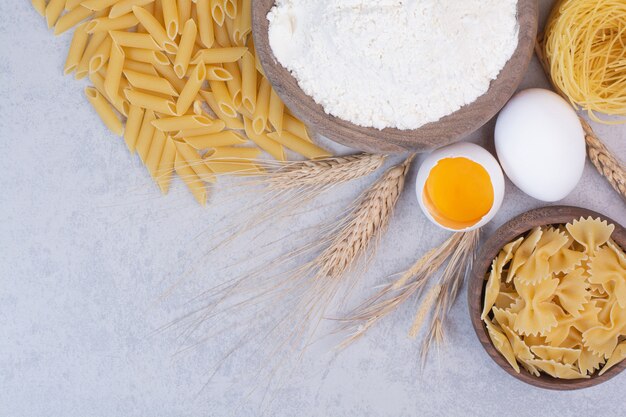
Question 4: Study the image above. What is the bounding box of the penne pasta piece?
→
[176,63,206,115]
[153,60,186,92]
[146,129,167,178]
[208,79,236,118]
[64,0,83,10]
[104,43,126,100]
[208,146,260,160]
[85,14,139,33]
[109,0,155,19]
[177,0,192,35]
[243,117,285,161]
[81,0,120,11]
[131,5,178,54]
[195,0,215,48]
[200,91,244,130]
[232,0,243,46]
[174,19,197,78]
[252,77,271,135]
[214,18,231,47]
[89,71,130,116]
[88,35,112,74]
[236,0,251,45]
[190,47,246,65]
[174,140,217,183]
[124,104,145,153]
[124,88,177,115]
[157,136,176,193]
[173,121,226,138]
[123,69,179,96]
[222,0,236,19]
[125,48,170,66]
[109,30,162,50]
[54,5,94,35]
[223,61,242,109]
[283,113,312,142]
[152,115,214,132]
[136,109,157,163]
[153,0,164,25]
[161,0,179,40]
[45,0,66,29]
[123,60,159,76]
[224,16,236,45]
[210,0,225,26]
[204,159,263,175]
[268,88,284,133]
[32,0,47,17]
[206,65,232,81]
[183,131,246,149]
[85,87,124,136]
[64,23,90,75]
[240,51,256,114]
[175,152,207,206]
[268,131,331,160]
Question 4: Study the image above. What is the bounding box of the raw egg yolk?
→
[423,157,494,230]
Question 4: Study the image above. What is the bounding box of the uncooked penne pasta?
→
[153,0,164,25]
[183,131,246,149]
[253,77,271,135]
[283,113,312,142]
[109,31,161,50]
[132,5,178,54]
[236,0,251,44]
[124,60,159,76]
[222,0,236,19]
[175,152,207,206]
[206,66,232,81]
[85,87,124,136]
[124,105,145,153]
[174,19,197,78]
[153,60,187,92]
[54,5,93,35]
[32,0,47,17]
[268,88,284,133]
[125,88,178,115]
[177,0,192,35]
[177,64,206,115]
[124,69,179,96]
[157,136,176,193]
[210,0,225,26]
[240,51,256,114]
[81,0,120,11]
[200,91,244,130]
[45,0,66,29]
[104,43,125,100]
[204,159,263,175]
[161,0,179,40]
[208,146,260,160]
[195,0,215,48]
[89,36,112,74]
[224,16,236,45]
[152,115,214,132]
[136,109,157,163]
[64,23,90,75]
[191,47,246,64]
[173,121,226,138]
[174,140,217,183]
[125,48,169,66]
[208,79,237,118]
[65,0,83,11]
[214,19,231,47]
[268,131,331,160]
[90,71,130,116]
[109,0,156,19]
[146,129,167,178]
[243,117,285,161]
[85,14,140,33]
[223,61,242,109]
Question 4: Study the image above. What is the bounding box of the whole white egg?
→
[495,88,586,202]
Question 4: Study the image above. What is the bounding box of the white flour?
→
[267,0,519,130]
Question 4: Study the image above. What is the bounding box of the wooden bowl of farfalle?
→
[468,206,626,390]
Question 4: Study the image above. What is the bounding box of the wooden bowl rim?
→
[252,0,539,154]
[468,206,626,390]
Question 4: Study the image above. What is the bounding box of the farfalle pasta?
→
[482,217,626,379]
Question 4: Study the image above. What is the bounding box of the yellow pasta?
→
[174,124,227,140]
[132,5,178,54]
[64,23,90,75]
[176,63,206,115]
[64,0,84,11]
[125,48,170,66]
[174,19,197,78]
[135,110,157,162]
[85,14,140,33]
[268,88,284,133]
[208,79,236,118]
[124,69,179,96]
[88,35,112,74]
[268,131,331,160]
[182,131,246,149]
[45,0,66,28]
[104,43,125,101]
[85,87,124,136]
[175,152,207,206]
[223,61,242,109]
[243,117,285,161]
[253,78,271,135]
[283,113,312,142]
[89,71,130,116]
[54,5,93,35]
[146,129,167,178]
[152,115,214,132]
[206,66,232,81]
[209,146,260,160]
[240,51,256,114]
[32,0,47,17]
[124,105,145,153]
[109,0,156,19]
[191,47,246,64]
[109,30,161,50]
[210,0,225,26]
[125,88,177,115]
[177,0,192,35]
[235,0,251,44]
[157,136,176,193]
[161,0,179,39]
[222,0,236,19]
[81,0,120,11]
[204,158,263,175]
[213,18,231,47]
[153,59,187,92]
[195,0,215,48]
[124,60,159,76]
[174,140,216,183]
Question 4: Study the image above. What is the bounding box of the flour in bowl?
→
[267,0,519,130]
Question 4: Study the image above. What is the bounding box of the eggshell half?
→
[495,88,586,202]
[415,142,505,232]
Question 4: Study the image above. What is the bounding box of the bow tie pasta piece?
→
[543,301,600,345]
[582,302,626,358]
[485,318,520,373]
[530,345,581,365]
[523,334,548,348]
[507,228,543,283]
[513,277,561,336]
[589,283,607,298]
[516,228,569,285]
[589,245,626,308]
[525,359,589,379]
[481,239,521,319]
[566,217,615,255]
[502,324,535,362]
[579,346,606,376]
[520,360,541,377]
[492,307,517,329]
[599,341,626,376]
[554,268,591,316]
[549,246,587,275]
[494,291,519,310]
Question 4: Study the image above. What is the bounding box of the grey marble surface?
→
[1,1,625,416]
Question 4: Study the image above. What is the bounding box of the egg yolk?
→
[423,157,494,230]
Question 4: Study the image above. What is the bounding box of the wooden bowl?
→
[468,206,626,390]
[252,0,539,154]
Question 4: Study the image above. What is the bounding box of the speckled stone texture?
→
[0,1,624,416]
